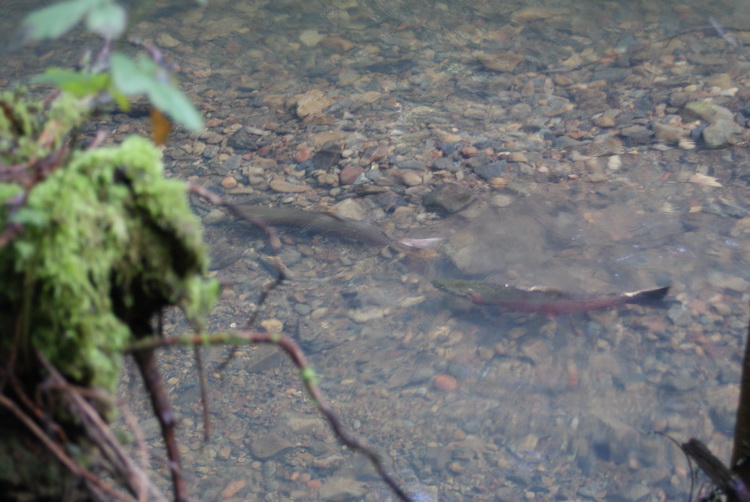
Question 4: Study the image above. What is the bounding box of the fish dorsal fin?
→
[323,209,343,220]
[528,286,564,296]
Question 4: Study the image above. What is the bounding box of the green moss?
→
[0,90,87,164]
[1,96,217,393]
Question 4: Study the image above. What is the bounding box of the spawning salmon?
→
[433,279,670,316]
[234,205,437,251]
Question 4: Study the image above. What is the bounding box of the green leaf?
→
[111,53,203,132]
[33,68,111,97]
[86,2,126,39]
[146,80,203,132]
[110,88,131,112]
[110,53,151,95]
[22,0,107,41]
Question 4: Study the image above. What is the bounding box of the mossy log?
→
[0,91,217,500]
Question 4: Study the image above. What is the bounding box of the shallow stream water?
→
[5,0,750,500]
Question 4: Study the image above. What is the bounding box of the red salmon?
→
[433,279,670,316]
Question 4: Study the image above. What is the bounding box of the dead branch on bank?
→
[0,365,167,502]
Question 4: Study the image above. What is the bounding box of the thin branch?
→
[119,399,151,502]
[654,431,697,501]
[128,330,415,502]
[0,392,138,502]
[187,183,284,251]
[194,345,211,441]
[188,182,288,371]
[36,352,168,502]
[131,347,187,502]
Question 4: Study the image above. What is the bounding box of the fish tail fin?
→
[627,286,671,305]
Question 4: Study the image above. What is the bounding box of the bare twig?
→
[128,330,415,502]
[0,389,139,502]
[188,183,288,370]
[188,183,283,250]
[36,352,168,502]
[654,431,698,500]
[131,347,187,502]
[119,399,151,502]
[193,345,211,441]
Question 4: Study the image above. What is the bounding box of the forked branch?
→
[128,330,415,502]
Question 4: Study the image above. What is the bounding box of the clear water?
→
[4,0,750,500]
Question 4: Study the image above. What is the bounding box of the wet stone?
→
[299,29,324,47]
[318,476,366,501]
[662,368,699,392]
[430,157,457,172]
[396,158,427,170]
[398,170,423,186]
[594,115,616,128]
[618,483,650,501]
[653,122,687,145]
[619,124,653,141]
[293,303,311,316]
[209,241,244,270]
[296,89,335,118]
[331,199,364,221]
[249,433,293,460]
[709,405,735,435]
[464,151,493,169]
[365,59,416,75]
[424,445,453,470]
[223,154,242,172]
[686,53,727,66]
[140,417,160,440]
[670,92,692,108]
[474,160,508,181]
[540,96,573,117]
[269,177,310,193]
[359,145,388,166]
[156,32,180,48]
[490,194,514,208]
[311,142,342,170]
[262,461,278,492]
[717,360,742,385]
[682,101,734,124]
[220,479,245,498]
[702,119,743,149]
[278,248,301,266]
[339,164,363,185]
[423,184,476,214]
[437,142,463,156]
[476,52,524,73]
[280,412,326,434]
[320,35,355,54]
[578,478,609,498]
[227,129,262,151]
